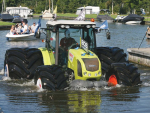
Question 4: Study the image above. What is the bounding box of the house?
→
[6,6,33,17]
[76,6,100,15]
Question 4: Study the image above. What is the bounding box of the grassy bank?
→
[34,13,150,21]
[0,21,14,26]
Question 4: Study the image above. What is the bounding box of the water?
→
[0,18,150,113]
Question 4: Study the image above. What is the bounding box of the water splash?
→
[0,69,4,75]
[142,82,150,86]
[1,76,11,81]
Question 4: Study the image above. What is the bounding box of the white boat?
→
[6,33,39,41]
[42,0,53,18]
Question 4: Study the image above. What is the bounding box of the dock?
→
[127,48,150,67]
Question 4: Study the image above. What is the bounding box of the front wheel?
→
[105,62,141,86]
[34,65,69,90]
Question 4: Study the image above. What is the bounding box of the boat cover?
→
[122,14,144,23]
[97,15,114,21]
[1,14,14,21]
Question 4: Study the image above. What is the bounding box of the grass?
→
[34,13,150,21]
[0,21,15,26]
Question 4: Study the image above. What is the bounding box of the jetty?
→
[127,48,150,67]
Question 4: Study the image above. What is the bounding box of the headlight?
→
[98,71,101,75]
[88,73,91,77]
[86,25,91,28]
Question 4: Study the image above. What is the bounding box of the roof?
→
[46,20,96,26]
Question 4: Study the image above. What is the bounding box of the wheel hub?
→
[37,78,42,88]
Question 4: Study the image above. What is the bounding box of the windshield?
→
[48,27,96,66]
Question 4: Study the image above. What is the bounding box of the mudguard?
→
[68,48,102,81]
[38,47,55,65]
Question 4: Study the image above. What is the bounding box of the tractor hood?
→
[68,48,101,80]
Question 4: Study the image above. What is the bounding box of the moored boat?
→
[122,14,144,24]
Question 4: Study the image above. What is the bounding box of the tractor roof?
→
[46,20,96,26]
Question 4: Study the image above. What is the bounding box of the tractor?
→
[4,20,141,90]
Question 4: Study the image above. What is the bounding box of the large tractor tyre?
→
[4,48,43,79]
[96,47,127,74]
[105,62,141,86]
[34,65,69,91]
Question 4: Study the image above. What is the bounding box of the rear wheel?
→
[96,47,127,74]
[106,62,141,86]
[4,48,43,79]
[34,65,69,90]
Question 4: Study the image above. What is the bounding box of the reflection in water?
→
[67,91,101,112]
[107,87,140,101]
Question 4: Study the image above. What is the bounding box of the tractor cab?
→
[45,20,101,81]
[46,20,97,64]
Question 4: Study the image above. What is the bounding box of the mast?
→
[52,0,53,12]
[49,0,50,13]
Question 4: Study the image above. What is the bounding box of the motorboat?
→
[1,13,14,21]
[12,14,23,23]
[6,33,38,41]
[6,18,41,41]
[97,15,114,22]
[122,14,144,24]
[114,15,126,22]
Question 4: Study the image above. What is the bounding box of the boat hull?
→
[6,33,37,41]
[125,21,142,24]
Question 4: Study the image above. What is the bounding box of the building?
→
[76,6,100,15]
[6,6,33,17]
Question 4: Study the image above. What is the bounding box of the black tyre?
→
[4,48,43,79]
[96,47,127,73]
[105,62,141,86]
[34,65,69,91]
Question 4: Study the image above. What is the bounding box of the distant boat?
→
[1,13,14,22]
[114,15,126,22]
[97,15,114,22]
[12,14,23,23]
[122,14,144,24]
[42,0,53,18]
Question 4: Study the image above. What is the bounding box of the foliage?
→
[0,0,150,15]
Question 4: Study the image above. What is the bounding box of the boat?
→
[114,15,126,22]
[97,15,114,22]
[42,0,53,18]
[1,13,14,22]
[6,33,36,41]
[6,18,41,41]
[12,14,23,23]
[122,14,144,24]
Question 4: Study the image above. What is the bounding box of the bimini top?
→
[46,20,96,26]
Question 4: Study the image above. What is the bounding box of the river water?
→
[0,18,150,113]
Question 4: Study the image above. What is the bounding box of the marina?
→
[0,18,150,112]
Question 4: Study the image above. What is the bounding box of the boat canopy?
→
[122,14,144,23]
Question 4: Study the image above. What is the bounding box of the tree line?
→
[0,0,150,15]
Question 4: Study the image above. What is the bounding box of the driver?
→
[60,29,76,50]
[59,29,76,66]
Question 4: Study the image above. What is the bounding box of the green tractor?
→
[4,20,141,90]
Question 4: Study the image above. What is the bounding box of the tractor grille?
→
[82,58,99,71]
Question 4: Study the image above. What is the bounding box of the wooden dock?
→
[127,48,150,67]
